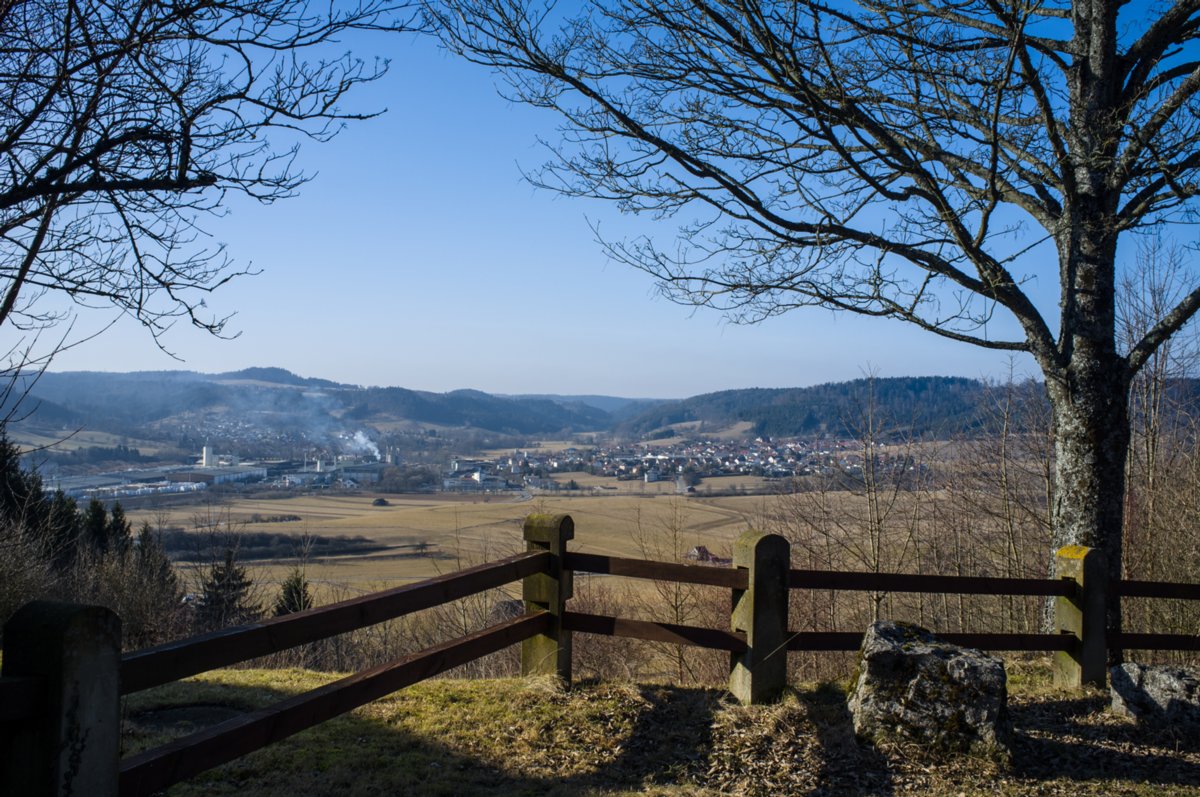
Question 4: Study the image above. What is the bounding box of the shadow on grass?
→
[795,683,895,796]
[1008,694,1200,787]
[122,677,725,797]
[121,677,1200,796]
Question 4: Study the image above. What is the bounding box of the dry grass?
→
[551,471,681,495]
[120,659,1200,796]
[550,472,777,495]
[9,425,169,456]
[130,492,772,593]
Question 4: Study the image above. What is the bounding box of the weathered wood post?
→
[521,513,573,684]
[1053,545,1108,689]
[2,601,121,797]
[730,530,790,704]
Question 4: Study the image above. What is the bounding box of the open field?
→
[550,471,776,495]
[129,491,772,596]
[11,425,171,456]
[549,471,680,495]
[650,419,757,441]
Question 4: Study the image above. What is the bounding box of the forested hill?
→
[17,369,614,436]
[9,369,1083,442]
[620,376,1012,439]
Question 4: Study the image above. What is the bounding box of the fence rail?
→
[119,612,550,797]
[562,553,1081,656]
[782,631,1075,652]
[4,512,1200,797]
[1114,579,1200,600]
[1111,632,1200,651]
[788,568,1076,597]
[563,611,747,651]
[565,551,747,589]
[122,550,550,694]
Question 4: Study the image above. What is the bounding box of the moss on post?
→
[1053,545,1107,689]
[521,513,573,684]
[730,530,790,705]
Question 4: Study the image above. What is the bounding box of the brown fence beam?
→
[563,611,747,652]
[1114,580,1200,600]
[785,632,864,651]
[122,550,550,694]
[940,632,1076,651]
[119,612,551,797]
[566,552,748,589]
[1111,632,1200,651]
[784,630,1074,651]
[789,569,1074,597]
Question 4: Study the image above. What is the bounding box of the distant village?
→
[44,434,923,504]
[444,437,887,492]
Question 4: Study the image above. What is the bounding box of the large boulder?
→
[1110,663,1200,723]
[847,621,1011,758]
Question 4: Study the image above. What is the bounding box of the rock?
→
[846,620,1011,758]
[1110,663,1200,723]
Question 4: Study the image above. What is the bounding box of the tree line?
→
[0,435,319,648]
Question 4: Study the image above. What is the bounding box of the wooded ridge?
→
[13,368,1200,442]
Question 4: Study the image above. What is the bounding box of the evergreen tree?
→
[0,434,54,629]
[45,490,81,569]
[0,435,84,572]
[135,523,179,595]
[106,502,132,558]
[122,522,183,647]
[82,498,110,555]
[195,549,258,631]
[0,434,49,535]
[272,566,313,616]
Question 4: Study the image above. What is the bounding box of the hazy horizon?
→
[36,361,1035,403]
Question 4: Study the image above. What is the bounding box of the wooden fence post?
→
[2,601,121,797]
[730,530,790,705]
[1053,545,1108,689]
[521,513,573,684]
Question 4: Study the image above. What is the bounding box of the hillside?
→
[619,376,1001,438]
[31,369,1198,460]
[13,369,1049,445]
[13,368,618,441]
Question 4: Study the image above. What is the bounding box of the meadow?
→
[129,490,772,598]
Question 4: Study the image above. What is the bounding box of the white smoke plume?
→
[350,430,380,460]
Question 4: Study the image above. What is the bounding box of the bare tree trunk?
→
[1047,359,1130,661]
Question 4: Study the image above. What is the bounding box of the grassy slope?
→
[122,661,1200,796]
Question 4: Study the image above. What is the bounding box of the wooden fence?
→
[2,513,1198,796]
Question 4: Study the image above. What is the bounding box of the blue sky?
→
[42,34,1041,398]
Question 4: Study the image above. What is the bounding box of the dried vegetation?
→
[121,660,1200,796]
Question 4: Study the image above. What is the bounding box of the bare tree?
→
[0,0,412,363]
[1119,237,1200,553]
[429,0,1200,634]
